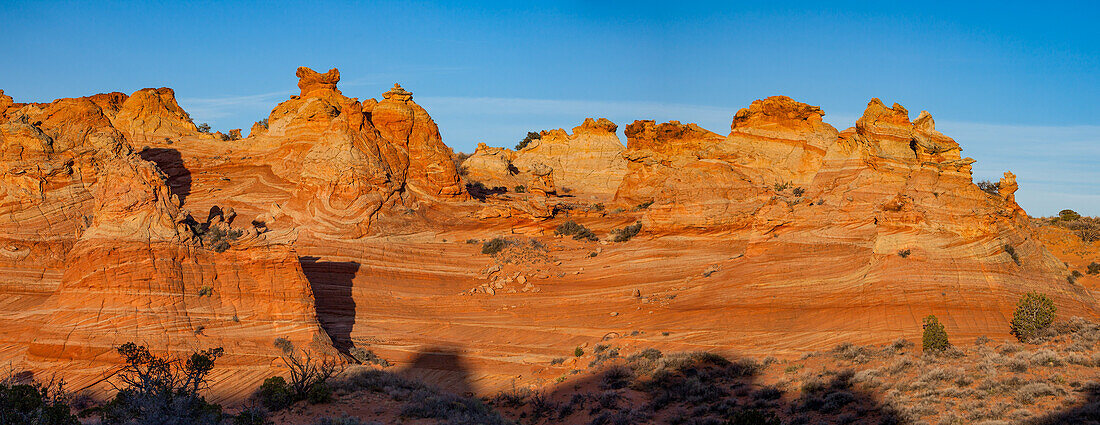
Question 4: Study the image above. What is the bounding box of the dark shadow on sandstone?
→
[139,147,191,203]
[1026,381,1100,424]
[401,346,478,399]
[299,256,359,351]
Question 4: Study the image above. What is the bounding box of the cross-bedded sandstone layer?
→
[0,70,1095,398]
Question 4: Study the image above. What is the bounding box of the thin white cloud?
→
[178,91,291,120]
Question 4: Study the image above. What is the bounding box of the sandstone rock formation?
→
[461,118,627,198]
[0,73,1096,401]
[112,88,200,142]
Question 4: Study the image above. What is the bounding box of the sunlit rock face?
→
[0,71,1095,400]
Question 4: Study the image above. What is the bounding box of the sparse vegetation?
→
[1004,243,1021,265]
[481,237,511,255]
[513,185,525,193]
[0,377,79,425]
[897,249,911,258]
[100,342,225,425]
[466,181,507,201]
[976,180,1000,196]
[634,200,654,210]
[348,347,391,368]
[515,131,541,151]
[197,123,212,133]
[792,187,805,197]
[610,222,642,242]
[452,151,470,175]
[198,285,214,297]
[554,220,598,241]
[257,118,269,129]
[259,338,340,411]
[198,226,243,253]
[922,315,950,352]
[574,347,584,357]
[1010,292,1057,342]
[1046,209,1100,242]
[1089,262,1100,275]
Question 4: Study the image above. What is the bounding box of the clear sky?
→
[3,1,1098,215]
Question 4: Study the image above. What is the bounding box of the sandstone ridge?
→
[0,69,1095,399]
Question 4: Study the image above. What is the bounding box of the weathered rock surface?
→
[462,118,626,198]
[0,74,1096,400]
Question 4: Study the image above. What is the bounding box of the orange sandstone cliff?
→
[0,70,1096,398]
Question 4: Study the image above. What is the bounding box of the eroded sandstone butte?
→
[0,69,1096,398]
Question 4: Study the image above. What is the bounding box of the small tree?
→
[101,342,225,425]
[515,131,541,151]
[1010,292,1057,342]
[1058,209,1081,221]
[922,315,950,352]
[260,338,340,410]
[0,377,79,425]
[196,123,212,133]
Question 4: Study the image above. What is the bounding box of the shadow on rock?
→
[139,147,191,203]
[299,256,359,350]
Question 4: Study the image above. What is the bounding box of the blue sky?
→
[3,1,1098,215]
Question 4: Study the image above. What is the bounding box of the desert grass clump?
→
[922,315,951,352]
[1010,292,1057,342]
[610,222,643,242]
[348,347,391,368]
[554,220,598,241]
[481,237,511,255]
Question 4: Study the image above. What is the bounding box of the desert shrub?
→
[513,185,526,193]
[976,180,1000,196]
[257,377,293,411]
[263,337,340,410]
[610,222,642,242]
[549,357,565,365]
[1003,244,1020,265]
[348,347,391,368]
[1029,349,1064,367]
[1048,211,1100,242]
[465,181,506,201]
[574,347,584,357]
[401,388,509,425]
[1088,262,1100,275]
[196,123,212,133]
[200,226,243,253]
[1058,209,1082,221]
[257,118,269,129]
[311,415,375,425]
[481,237,510,255]
[1010,292,1056,342]
[1015,382,1057,404]
[100,342,225,425]
[898,249,911,258]
[601,366,635,390]
[197,286,214,297]
[554,220,598,241]
[515,131,541,151]
[233,406,271,425]
[0,378,79,425]
[725,408,781,425]
[792,187,806,197]
[922,315,951,352]
[634,200,654,210]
